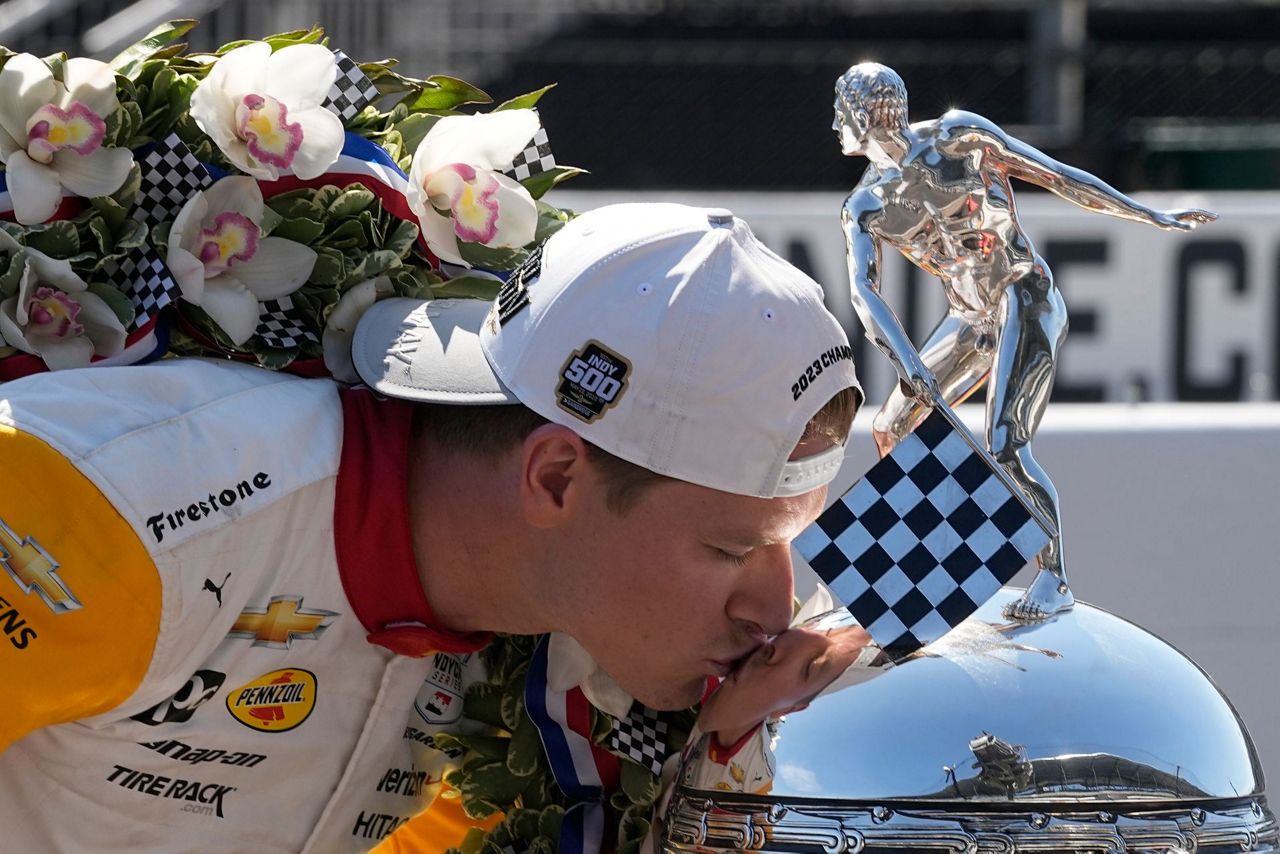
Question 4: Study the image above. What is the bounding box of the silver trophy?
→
[655,65,1271,854]
[833,63,1215,621]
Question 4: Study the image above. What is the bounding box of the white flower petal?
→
[0,54,57,147]
[60,57,120,119]
[74,290,127,357]
[485,171,538,249]
[6,150,63,225]
[189,79,241,162]
[23,246,87,293]
[0,124,21,160]
[263,45,338,111]
[222,139,278,181]
[50,145,133,199]
[417,207,465,266]
[201,175,264,224]
[169,191,209,253]
[322,276,392,383]
[229,236,315,299]
[415,110,540,174]
[191,43,269,171]
[167,245,206,303]
[284,107,344,180]
[30,333,94,370]
[205,42,270,102]
[0,296,34,353]
[200,274,261,345]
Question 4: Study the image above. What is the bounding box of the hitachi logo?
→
[145,473,272,543]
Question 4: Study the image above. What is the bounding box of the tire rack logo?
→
[556,340,631,423]
[227,595,337,649]
[132,670,227,727]
[226,668,317,733]
[0,516,80,613]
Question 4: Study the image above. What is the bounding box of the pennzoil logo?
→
[226,669,317,733]
[227,595,337,649]
[0,516,80,614]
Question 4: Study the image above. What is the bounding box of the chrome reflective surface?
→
[662,588,1271,851]
[834,62,1216,620]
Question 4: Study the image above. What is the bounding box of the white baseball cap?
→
[352,202,861,498]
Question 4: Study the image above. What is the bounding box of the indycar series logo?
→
[225,669,317,733]
[412,652,464,726]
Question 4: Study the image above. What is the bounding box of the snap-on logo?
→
[145,473,272,543]
[556,341,630,423]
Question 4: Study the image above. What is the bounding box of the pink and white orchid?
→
[321,275,394,382]
[167,176,317,345]
[0,230,126,369]
[190,43,344,182]
[0,54,134,225]
[407,109,540,266]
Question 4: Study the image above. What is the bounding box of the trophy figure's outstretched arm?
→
[941,110,1217,231]
[842,191,940,405]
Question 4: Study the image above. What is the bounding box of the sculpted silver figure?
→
[834,63,1216,620]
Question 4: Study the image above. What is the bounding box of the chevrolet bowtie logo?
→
[228,596,338,649]
[0,517,81,614]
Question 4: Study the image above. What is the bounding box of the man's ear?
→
[520,423,592,528]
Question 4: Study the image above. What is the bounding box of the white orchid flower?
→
[321,275,394,382]
[167,176,317,345]
[190,42,344,182]
[0,54,134,225]
[0,230,126,369]
[407,109,540,266]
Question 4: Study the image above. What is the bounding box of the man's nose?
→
[728,543,795,639]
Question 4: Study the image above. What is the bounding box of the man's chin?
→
[627,675,708,711]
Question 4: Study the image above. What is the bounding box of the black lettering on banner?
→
[376,766,434,798]
[0,595,36,649]
[352,811,409,840]
[1175,241,1248,401]
[496,242,544,326]
[106,764,236,818]
[140,739,266,768]
[1044,240,1107,403]
[147,474,273,543]
[556,341,631,423]
[791,345,855,401]
[132,670,226,726]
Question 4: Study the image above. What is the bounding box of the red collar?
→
[335,387,493,657]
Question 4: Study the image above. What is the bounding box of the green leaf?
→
[110,19,199,80]
[505,717,543,778]
[0,253,24,299]
[318,219,366,250]
[521,166,587,201]
[309,247,346,286]
[109,162,143,210]
[25,221,79,257]
[463,682,505,729]
[456,242,527,272]
[262,26,326,50]
[90,197,128,234]
[618,758,660,807]
[113,220,148,253]
[327,186,377,219]
[349,249,401,282]
[430,276,501,301]
[311,185,342,214]
[271,217,325,245]
[394,112,441,155]
[86,216,113,255]
[267,191,326,222]
[495,83,556,112]
[537,804,565,842]
[505,808,541,842]
[385,219,420,258]
[86,282,135,327]
[258,202,283,235]
[407,76,492,111]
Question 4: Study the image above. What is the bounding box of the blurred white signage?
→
[553,191,1277,404]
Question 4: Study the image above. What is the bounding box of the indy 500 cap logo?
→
[556,340,631,423]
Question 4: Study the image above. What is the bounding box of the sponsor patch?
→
[0,594,37,650]
[225,669,317,733]
[413,652,464,725]
[144,472,272,544]
[0,516,79,613]
[106,764,236,818]
[556,340,631,423]
[132,670,226,727]
[139,738,266,768]
[227,595,337,649]
[352,811,410,841]
[493,242,544,328]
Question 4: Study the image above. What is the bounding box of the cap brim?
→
[352,297,521,405]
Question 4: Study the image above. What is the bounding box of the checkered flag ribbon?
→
[101,246,181,331]
[322,50,380,123]
[794,409,1050,656]
[255,296,320,349]
[607,702,669,776]
[502,128,556,182]
[133,133,213,226]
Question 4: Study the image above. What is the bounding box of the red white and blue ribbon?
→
[525,635,619,854]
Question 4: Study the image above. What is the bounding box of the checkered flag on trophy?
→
[794,408,1051,656]
[255,296,320,349]
[502,128,556,182]
[101,246,182,331]
[322,50,380,123]
[608,702,669,776]
[133,133,213,226]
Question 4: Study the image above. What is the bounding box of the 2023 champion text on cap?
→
[352,203,862,499]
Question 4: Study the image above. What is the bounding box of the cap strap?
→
[775,443,845,497]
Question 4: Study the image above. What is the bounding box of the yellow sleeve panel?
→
[0,424,162,751]
[372,790,502,854]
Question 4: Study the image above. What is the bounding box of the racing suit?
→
[0,359,495,852]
